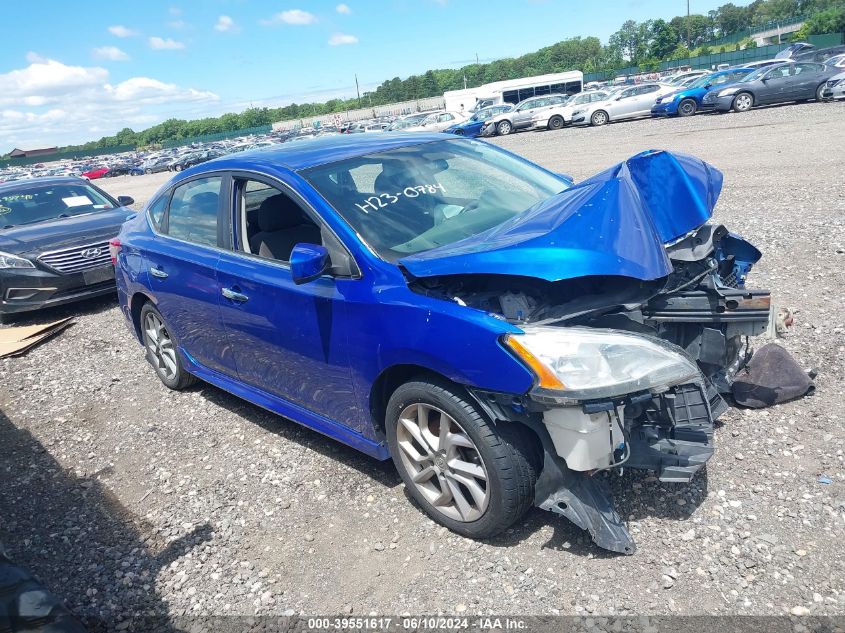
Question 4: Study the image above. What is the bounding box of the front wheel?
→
[677,98,697,117]
[140,303,196,391]
[590,110,609,126]
[547,115,564,130]
[386,379,539,539]
[496,120,513,136]
[732,92,753,112]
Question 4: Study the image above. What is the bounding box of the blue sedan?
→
[113,134,770,554]
[443,104,513,137]
[651,68,755,117]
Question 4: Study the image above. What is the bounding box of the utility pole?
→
[355,74,361,109]
[476,52,479,65]
[687,0,692,49]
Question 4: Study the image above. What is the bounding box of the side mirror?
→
[615,96,624,101]
[290,243,330,285]
[118,195,135,207]
[704,83,712,89]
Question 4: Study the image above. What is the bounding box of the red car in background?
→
[82,166,110,180]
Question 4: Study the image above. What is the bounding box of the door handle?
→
[221,287,249,302]
[150,266,168,279]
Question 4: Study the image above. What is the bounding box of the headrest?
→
[257,194,306,232]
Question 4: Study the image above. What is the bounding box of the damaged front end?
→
[400,150,774,554]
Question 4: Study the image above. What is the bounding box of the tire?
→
[385,378,539,539]
[454,129,465,136]
[139,303,196,391]
[732,92,753,112]
[548,115,564,130]
[496,120,513,136]
[677,98,697,117]
[816,83,828,102]
[590,110,609,126]
[145,168,152,175]
[175,164,183,172]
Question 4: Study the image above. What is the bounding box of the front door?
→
[215,177,361,428]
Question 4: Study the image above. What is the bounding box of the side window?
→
[239,179,323,263]
[167,177,222,247]
[640,85,659,94]
[620,88,636,99]
[147,193,169,231]
[438,113,454,123]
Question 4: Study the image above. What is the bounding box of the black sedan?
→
[169,149,224,172]
[710,61,836,112]
[0,177,134,321]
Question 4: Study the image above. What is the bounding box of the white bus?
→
[445,71,584,112]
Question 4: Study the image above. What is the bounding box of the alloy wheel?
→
[592,111,608,126]
[395,403,490,522]
[144,312,178,382]
[735,93,752,111]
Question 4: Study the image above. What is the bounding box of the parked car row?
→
[464,55,845,137]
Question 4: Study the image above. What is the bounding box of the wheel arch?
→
[129,291,156,343]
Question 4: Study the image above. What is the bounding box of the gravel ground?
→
[1,102,844,627]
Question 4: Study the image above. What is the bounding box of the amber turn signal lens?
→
[504,334,565,390]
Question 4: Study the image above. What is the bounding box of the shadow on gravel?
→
[0,294,117,328]
[196,383,401,489]
[0,408,211,632]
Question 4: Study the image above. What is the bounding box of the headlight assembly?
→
[504,326,701,401]
[0,251,35,269]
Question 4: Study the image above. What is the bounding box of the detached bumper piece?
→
[624,383,715,483]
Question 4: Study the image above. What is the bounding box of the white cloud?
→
[336,3,351,14]
[261,9,317,26]
[108,25,138,38]
[105,77,218,104]
[149,36,186,50]
[25,52,47,64]
[92,46,130,62]
[0,56,218,149]
[167,20,187,30]
[328,33,358,46]
[215,15,238,32]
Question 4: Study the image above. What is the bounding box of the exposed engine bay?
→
[408,222,776,554]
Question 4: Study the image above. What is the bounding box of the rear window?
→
[0,183,117,228]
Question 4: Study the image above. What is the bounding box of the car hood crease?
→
[399,150,723,283]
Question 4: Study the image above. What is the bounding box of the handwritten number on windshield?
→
[355,183,446,214]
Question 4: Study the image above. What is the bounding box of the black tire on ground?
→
[590,110,609,126]
[139,302,197,391]
[496,120,513,136]
[732,92,753,112]
[454,129,464,136]
[548,115,565,130]
[145,168,152,175]
[385,378,539,539]
[678,98,697,117]
[175,164,183,172]
[816,83,828,101]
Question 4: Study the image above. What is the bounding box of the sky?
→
[1,0,748,150]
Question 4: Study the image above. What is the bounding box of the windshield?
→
[689,74,716,88]
[302,139,567,262]
[0,182,117,228]
[739,66,773,82]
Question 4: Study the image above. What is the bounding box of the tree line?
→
[20,0,845,155]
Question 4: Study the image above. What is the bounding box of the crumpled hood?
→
[399,150,723,282]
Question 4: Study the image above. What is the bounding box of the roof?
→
[0,176,87,194]
[201,132,452,172]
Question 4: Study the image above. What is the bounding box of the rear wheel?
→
[816,83,828,102]
[145,168,152,175]
[496,120,513,136]
[590,110,609,126]
[732,92,753,112]
[386,379,538,539]
[140,303,196,390]
[174,164,183,172]
[453,128,465,136]
[678,98,697,117]
[548,115,565,130]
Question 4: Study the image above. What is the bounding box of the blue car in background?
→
[443,104,513,137]
[651,68,754,117]
[114,134,771,554]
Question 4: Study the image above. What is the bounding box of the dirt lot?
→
[1,102,844,626]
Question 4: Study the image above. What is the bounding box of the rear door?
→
[511,97,544,129]
[142,174,236,375]
[609,86,641,118]
[790,63,825,99]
